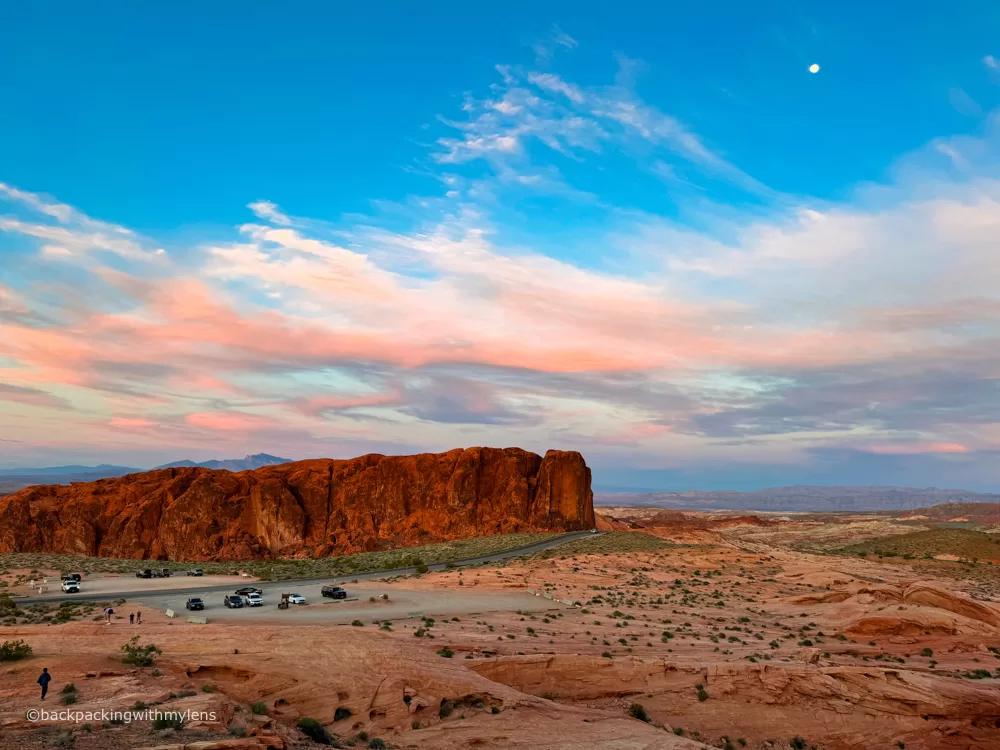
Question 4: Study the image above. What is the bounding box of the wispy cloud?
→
[0,53,999,484]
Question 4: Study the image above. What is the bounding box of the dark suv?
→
[224,595,244,608]
[135,569,153,579]
[185,598,205,611]
[321,585,347,599]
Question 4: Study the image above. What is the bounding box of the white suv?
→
[61,580,80,593]
[243,592,263,606]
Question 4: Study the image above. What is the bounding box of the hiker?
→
[129,613,134,625]
[37,668,51,700]
[104,607,112,624]
[136,610,142,625]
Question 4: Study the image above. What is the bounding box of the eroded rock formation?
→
[0,447,594,561]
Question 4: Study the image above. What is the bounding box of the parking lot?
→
[133,582,564,624]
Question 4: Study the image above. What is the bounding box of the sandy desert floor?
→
[2,523,1000,749]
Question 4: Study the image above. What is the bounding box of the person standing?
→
[37,668,51,700]
[129,613,134,625]
[136,610,142,625]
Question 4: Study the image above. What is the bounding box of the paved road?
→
[14,530,599,605]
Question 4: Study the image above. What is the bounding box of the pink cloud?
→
[866,442,969,455]
[109,417,157,429]
[185,411,274,432]
[596,422,672,445]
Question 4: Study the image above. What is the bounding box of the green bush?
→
[298,717,332,745]
[0,639,33,661]
[437,648,454,658]
[120,636,161,667]
[251,702,268,716]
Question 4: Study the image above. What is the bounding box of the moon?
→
[809,63,820,74]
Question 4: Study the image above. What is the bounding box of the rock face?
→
[0,447,594,561]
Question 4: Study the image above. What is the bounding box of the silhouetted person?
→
[129,613,134,625]
[136,610,142,625]
[37,668,51,700]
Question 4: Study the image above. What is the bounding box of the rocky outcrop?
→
[902,582,1000,628]
[0,447,594,561]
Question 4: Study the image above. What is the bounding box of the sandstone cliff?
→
[0,447,594,561]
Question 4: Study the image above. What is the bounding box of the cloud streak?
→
[0,54,999,487]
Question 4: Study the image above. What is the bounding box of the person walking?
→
[129,613,134,625]
[37,668,51,700]
[136,610,142,625]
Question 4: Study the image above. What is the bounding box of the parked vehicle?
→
[153,568,172,578]
[321,585,347,599]
[60,573,82,582]
[287,593,306,605]
[224,595,243,608]
[234,586,262,596]
[185,597,205,611]
[243,592,263,607]
[186,569,204,577]
[60,580,80,593]
[135,569,153,579]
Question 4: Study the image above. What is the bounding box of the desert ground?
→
[2,511,1000,749]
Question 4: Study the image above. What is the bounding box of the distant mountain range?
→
[0,454,292,494]
[0,464,138,477]
[152,454,292,471]
[596,485,1000,513]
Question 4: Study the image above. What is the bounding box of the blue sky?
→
[1,2,999,490]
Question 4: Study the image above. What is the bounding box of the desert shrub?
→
[439,700,454,718]
[437,648,454,658]
[351,620,364,627]
[298,717,332,744]
[120,636,161,666]
[152,714,185,730]
[0,639,32,661]
[696,687,709,702]
[414,562,429,574]
[627,702,650,722]
[251,702,268,715]
[921,648,934,657]
[60,692,78,705]
[200,684,215,693]
[368,739,387,749]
